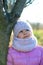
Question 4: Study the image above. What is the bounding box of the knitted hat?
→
[13,20,33,37]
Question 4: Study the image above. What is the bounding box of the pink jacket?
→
[7,46,43,65]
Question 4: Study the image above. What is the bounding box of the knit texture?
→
[13,21,33,37]
[12,36,37,52]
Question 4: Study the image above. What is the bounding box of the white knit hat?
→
[13,20,33,37]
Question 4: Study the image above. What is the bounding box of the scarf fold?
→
[12,35,37,52]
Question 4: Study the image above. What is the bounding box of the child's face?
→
[17,29,32,39]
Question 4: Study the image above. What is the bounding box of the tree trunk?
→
[0,0,26,65]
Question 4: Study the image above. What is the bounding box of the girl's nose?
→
[23,31,27,35]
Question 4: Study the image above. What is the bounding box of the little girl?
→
[7,20,43,65]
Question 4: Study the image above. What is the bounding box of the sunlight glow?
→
[20,0,43,24]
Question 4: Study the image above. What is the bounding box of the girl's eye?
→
[26,29,29,31]
[20,31,23,33]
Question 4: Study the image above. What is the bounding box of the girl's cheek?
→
[27,32,32,37]
[17,33,24,38]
